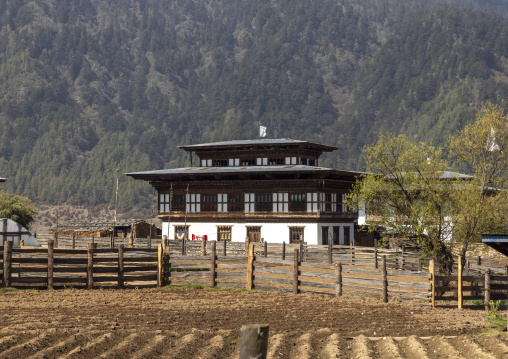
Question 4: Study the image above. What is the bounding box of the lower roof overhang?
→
[482,235,508,257]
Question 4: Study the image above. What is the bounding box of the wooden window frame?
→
[217,225,232,241]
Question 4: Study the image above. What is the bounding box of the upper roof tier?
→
[179,138,338,156]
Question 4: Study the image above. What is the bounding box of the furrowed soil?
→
[0,287,505,358]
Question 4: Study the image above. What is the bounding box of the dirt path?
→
[0,287,503,358]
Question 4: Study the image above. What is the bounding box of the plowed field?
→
[0,287,505,358]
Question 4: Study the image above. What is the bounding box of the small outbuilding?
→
[51,219,160,238]
[0,218,40,247]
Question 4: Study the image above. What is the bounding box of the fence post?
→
[418,257,422,272]
[247,244,254,290]
[72,231,76,249]
[118,244,124,289]
[282,241,286,260]
[223,240,227,257]
[245,236,250,256]
[429,259,435,308]
[165,246,171,286]
[47,239,54,290]
[351,243,355,266]
[239,324,269,359]
[328,240,332,265]
[263,241,267,258]
[128,233,133,248]
[181,238,185,255]
[3,240,12,287]
[53,231,58,248]
[458,256,463,309]
[401,246,405,270]
[374,247,378,269]
[335,262,342,297]
[110,232,114,249]
[210,241,216,288]
[201,240,206,256]
[157,244,163,287]
[299,243,303,263]
[477,256,481,267]
[484,269,491,310]
[382,255,388,303]
[293,249,300,295]
[87,243,94,289]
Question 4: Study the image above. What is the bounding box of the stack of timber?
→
[35,234,163,250]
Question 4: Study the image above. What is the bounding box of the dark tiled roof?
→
[178,138,338,151]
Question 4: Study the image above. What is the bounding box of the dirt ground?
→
[0,287,507,358]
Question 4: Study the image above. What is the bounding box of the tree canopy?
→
[0,191,38,230]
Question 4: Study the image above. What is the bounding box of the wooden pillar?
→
[118,244,124,289]
[201,240,206,256]
[282,241,286,261]
[484,269,491,310]
[335,262,342,297]
[263,241,267,258]
[239,324,269,359]
[210,241,216,288]
[157,244,163,287]
[429,259,435,308]
[128,233,133,248]
[458,256,463,309]
[246,244,254,290]
[87,243,94,289]
[328,240,332,265]
[3,240,12,287]
[47,239,54,290]
[382,255,388,303]
[72,231,76,249]
[293,249,299,295]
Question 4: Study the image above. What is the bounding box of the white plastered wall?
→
[162,221,354,245]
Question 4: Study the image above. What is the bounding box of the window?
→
[201,159,212,167]
[241,158,256,166]
[320,193,337,212]
[342,194,348,213]
[322,226,329,245]
[289,227,305,243]
[186,194,201,212]
[159,193,170,213]
[273,192,288,212]
[255,193,272,212]
[228,193,243,212]
[269,158,284,165]
[256,158,268,165]
[212,159,228,167]
[285,157,297,165]
[289,193,306,212]
[217,226,232,241]
[174,225,189,240]
[244,193,255,212]
[172,195,185,211]
[202,194,217,211]
[307,192,318,212]
[228,158,240,166]
[246,226,261,242]
[218,193,227,212]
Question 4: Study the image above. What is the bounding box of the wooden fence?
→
[3,240,508,308]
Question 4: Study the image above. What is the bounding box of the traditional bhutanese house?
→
[127,139,363,245]
[51,219,159,238]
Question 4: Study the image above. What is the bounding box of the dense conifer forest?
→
[1,0,508,214]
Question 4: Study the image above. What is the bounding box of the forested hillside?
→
[1,0,508,215]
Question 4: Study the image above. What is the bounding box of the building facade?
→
[127,139,362,245]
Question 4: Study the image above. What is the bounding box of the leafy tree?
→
[0,191,38,230]
[347,134,455,273]
[448,102,508,260]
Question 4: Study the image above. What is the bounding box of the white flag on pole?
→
[259,125,267,138]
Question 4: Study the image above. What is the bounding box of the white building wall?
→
[162,221,354,245]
